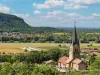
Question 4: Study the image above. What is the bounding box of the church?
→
[58,23,86,70]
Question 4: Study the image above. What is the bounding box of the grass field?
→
[0,43,67,53]
[0,43,100,53]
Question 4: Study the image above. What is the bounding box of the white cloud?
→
[13,14,30,18]
[92,13,100,17]
[73,5,88,9]
[0,4,11,13]
[33,0,100,10]
[33,0,89,10]
[33,3,50,9]
[40,11,100,27]
[34,10,40,14]
[65,0,100,9]
[43,11,81,22]
[68,0,100,4]
[43,10,67,21]
[67,13,79,17]
[64,4,88,9]
[45,0,66,7]
[33,0,66,9]
[12,12,100,27]
[47,10,66,16]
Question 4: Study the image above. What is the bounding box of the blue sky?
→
[0,0,100,27]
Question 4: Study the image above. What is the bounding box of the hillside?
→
[0,13,34,33]
[0,13,64,33]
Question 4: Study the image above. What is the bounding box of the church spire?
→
[72,22,79,45]
[69,22,80,59]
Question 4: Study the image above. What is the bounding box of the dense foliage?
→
[1,32,100,43]
[1,62,99,75]
[0,48,68,64]
[0,49,99,75]
[0,62,60,75]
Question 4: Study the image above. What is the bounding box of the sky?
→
[0,0,100,28]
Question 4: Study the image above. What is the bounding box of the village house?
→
[58,23,86,70]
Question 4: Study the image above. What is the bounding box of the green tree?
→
[31,65,60,75]
[90,61,100,70]
[0,62,13,75]
[89,55,96,65]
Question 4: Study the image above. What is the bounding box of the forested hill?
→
[0,13,33,33]
[0,13,65,33]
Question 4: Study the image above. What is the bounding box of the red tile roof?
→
[59,57,85,65]
[66,58,73,64]
[72,58,82,64]
[58,56,68,65]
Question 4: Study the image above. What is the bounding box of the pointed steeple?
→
[69,22,80,59]
[72,22,79,45]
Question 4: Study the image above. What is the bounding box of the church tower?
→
[69,22,80,59]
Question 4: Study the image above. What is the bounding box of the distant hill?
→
[0,13,33,33]
[0,13,65,33]
[57,27,100,33]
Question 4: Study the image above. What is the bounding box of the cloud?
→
[64,4,88,9]
[33,10,40,14]
[13,13,37,26]
[42,11,81,22]
[13,14,30,18]
[92,13,100,17]
[33,0,89,10]
[47,10,66,16]
[68,0,100,4]
[73,5,88,9]
[46,11,80,17]
[0,4,11,13]
[67,13,80,17]
[45,0,66,7]
[42,10,67,21]
[40,11,100,27]
[64,0,100,9]
[12,12,100,27]
[33,3,50,9]
[33,0,66,9]
[33,0,100,10]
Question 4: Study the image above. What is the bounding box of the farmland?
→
[0,43,100,53]
[0,43,66,53]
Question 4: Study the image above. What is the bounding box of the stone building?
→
[58,23,86,70]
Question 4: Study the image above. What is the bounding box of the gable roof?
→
[66,58,73,64]
[58,56,68,65]
[72,58,82,64]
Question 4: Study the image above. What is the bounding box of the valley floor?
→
[0,43,100,54]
